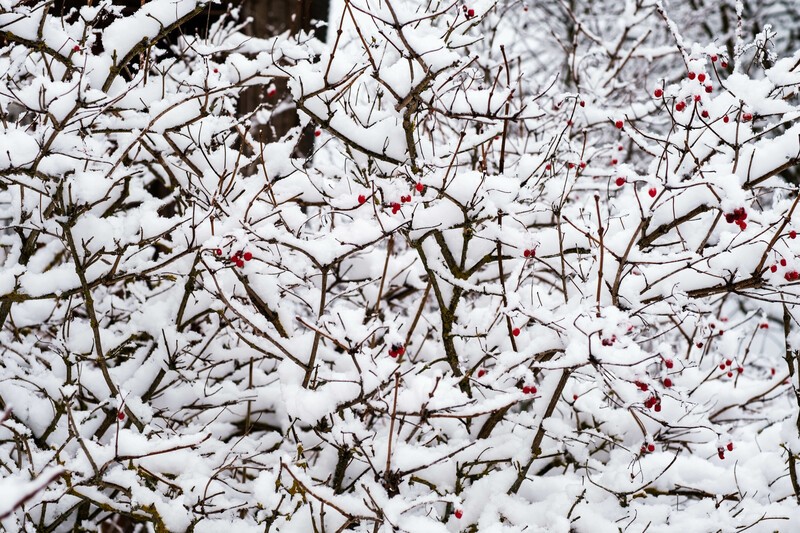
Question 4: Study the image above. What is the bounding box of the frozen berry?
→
[214,248,223,256]
[615,120,624,129]
[315,130,322,137]
[723,115,729,123]
[615,177,626,186]
[705,85,713,93]
[664,359,674,369]
[721,61,728,68]
[718,449,725,460]
[267,88,277,97]
[512,327,521,337]
[701,110,709,118]
[454,509,463,519]
[647,443,655,452]
[698,73,706,83]
[688,72,696,80]
[580,100,585,107]
[243,251,253,261]
[117,411,125,421]
[358,194,367,204]
[790,230,797,239]
[770,265,778,272]
[675,101,686,112]
[654,88,663,98]
[467,8,475,16]
[726,442,734,451]
[663,378,672,388]
[742,113,753,122]
[648,187,657,198]
[781,258,788,267]
[711,54,718,62]
[72,45,81,52]
[415,182,424,192]
[523,249,531,258]
[477,369,486,378]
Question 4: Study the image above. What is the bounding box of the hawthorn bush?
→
[2,0,800,531]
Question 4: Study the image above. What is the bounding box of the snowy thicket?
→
[2,0,800,531]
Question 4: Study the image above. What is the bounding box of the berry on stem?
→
[512,327,521,337]
[454,509,463,519]
[615,120,624,129]
[654,88,663,98]
[615,177,626,186]
[358,194,367,204]
[243,251,253,261]
[648,187,657,198]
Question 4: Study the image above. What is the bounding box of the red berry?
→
[396,346,405,356]
[235,259,245,268]
[579,161,586,169]
[781,258,787,267]
[467,8,475,16]
[727,371,733,378]
[213,68,219,73]
[573,394,578,400]
[522,386,531,394]
[117,411,125,421]
[243,252,253,261]
[698,73,706,83]
[760,323,769,329]
[545,164,551,171]
[790,230,797,239]
[477,369,486,378]
[615,120,624,129]
[711,54,718,62]
[580,100,585,107]
[738,221,747,231]
[697,342,704,348]
[529,386,537,394]
[358,194,367,204]
[675,101,686,112]
[688,72,696,80]
[721,61,728,68]
[267,88,277,97]
[389,349,397,358]
[725,359,732,366]
[718,449,725,460]
[215,248,223,256]
[742,113,752,122]
[664,359,674,369]
[719,363,726,370]
[663,378,672,388]
[701,110,709,118]
[654,88,663,98]
[723,115,729,123]
[72,45,81,52]
[771,264,778,272]
[771,368,776,376]
[654,402,662,412]
[610,159,618,165]
[568,163,575,169]
[737,367,743,374]
[523,249,531,258]
[648,187,657,198]
[705,85,713,93]
[315,130,322,137]
[694,95,701,102]
[727,442,734,451]
[455,509,463,519]
[415,182,424,192]
[512,327,521,337]
[647,443,655,452]
[615,177,626,186]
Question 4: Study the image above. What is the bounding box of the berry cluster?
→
[462,5,475,17]
[724,207,747,230]
[718,358,743,377]
[214,248,253,267]
[522,248,536,258]
[388,343,405,358]
[601,335,616,346]
[522,384,537,394]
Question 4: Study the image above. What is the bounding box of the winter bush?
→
[2,0,800,531]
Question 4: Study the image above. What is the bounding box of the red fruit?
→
[711,54,718,62]
[647,443,655,452]
[723,115,729,123]
[719,363,727,370]
[648,187,657,198]
[705,85,713,93]
[790,230,797,239]
[771,264,778,273]
[688,72,696,80]
[727,371,733,378]
[781,258,788,267]
[737,367,743,374]
[235,259,245,268]
[512,327,521,337]
[654,88,663,98]
[213,68,219,73]
[545,164,551,171]
[566,120,573,126]
[358,194,367,204]
[718,449,725,460]
[117,411,125,421]
[72,45,81,52]
[725,359,732,366]
[618,145,624,151]
[610,159,618,165]
[580,100,585,107]
[523,249,531,258]
[738,221,747,230]
[721,61,728,68]
[615,120,624,129]
[579,161,586,169]
[573,394,578,400]
[388,349,397,358]
[675,101,686,112]
[243,251,253,261]
[615,177,626,186]
[698,73,706,83]
[314,130,322,137]
[267,88,277,97]
[654,402,662,412]
[391,202,401,214]
[742,113,753,122]
[477,369,486,378]
[568,163,575,169]
[760,323,769,329]
[771,368,776,376]
[664,359,674,369]
[701,110,709,118]
[697,342,704,348]
[396,346,405,356]
[214,248,223,256]
[522,386,531,394]
[455,509,463,519]
[694,95,701,102]
[663,378,673,388]
[727,442,734,451]
[467,8,475,16]
[415,182,424,192]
